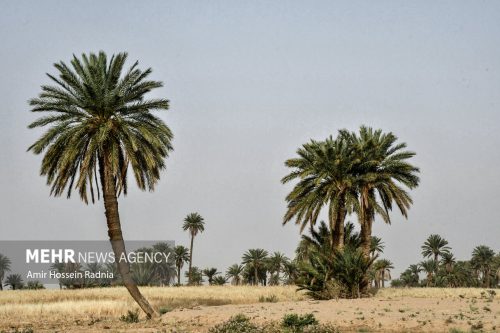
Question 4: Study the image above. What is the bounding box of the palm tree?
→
[267,252,289,285]
[420,259,438,287]
[440,252,456,273]
[373,259,394,288]
[342,127,420,260]
[0,254,11,291]
[184,266,203,285]
[202,268,220,285]
[28,52,173,317]
[4,274,23,290]
[242,249,269,285]
[152,242,175,286]
[212,276,227,285]
[226,264,244,286]
[471,245,495,287]
[182,212,205,284]
[282,137,358,250]
[421,234,451,263]
[370,236,385,259]
[173,245,190,285]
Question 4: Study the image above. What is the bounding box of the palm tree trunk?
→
[177,265,181,285]
[254,267,259,286]
[101,152,156,318]
[188,235,194,285]
[381,270,385,288]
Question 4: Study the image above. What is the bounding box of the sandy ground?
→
[1,288,499,332]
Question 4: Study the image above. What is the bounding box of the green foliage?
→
[282,313,318,330]
[27,51,173,203]
[207,314,338,333]
[259,294,278,303]
[25,281,45,290]
[119,309,140,323]
[212,276,227,286]
[158,306,172,315]
[242,249,269,285]
[208,314,261,333]
[4,274,23,290]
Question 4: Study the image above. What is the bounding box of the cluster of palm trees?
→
[282,126,420,297]
[292,220,393,299]
[393,234,500,288]
[0,254,45,290]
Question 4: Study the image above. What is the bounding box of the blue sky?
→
[1,1,499,278]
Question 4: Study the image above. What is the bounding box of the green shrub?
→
[282,313,318,330]
[259,294,278,303]
[158,306,172,315]
[208,314,261,333]
[119,309,139,323]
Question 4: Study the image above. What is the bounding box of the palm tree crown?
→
[421,234,451,262]
[28,51,173,203]
[0,254,12,291]
[242,248,269,285]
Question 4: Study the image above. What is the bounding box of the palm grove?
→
[4,51,492,317]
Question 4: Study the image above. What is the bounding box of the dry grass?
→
[0,285,305,327]
[376,287,500,299]
[1,286,498,331]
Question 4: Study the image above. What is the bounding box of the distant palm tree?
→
[27,52,173,317]
[267,252,289,285]
[152,242,175,286]
[202,268,220,285]
[4,274,23,290]
[370,236,385,259]
[420,259,438,287]
[440,252,456,273]
[421,234,451,263]
[226,264,244,286]
[184,266,203,286]
[471,245,495,287]
[0,254,11,291]
[374,259,394,288]
[182,213,205,284]
[212,275,227,285]
[242,249,269,285]
[173,245,190,285]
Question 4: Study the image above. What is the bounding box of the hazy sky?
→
[1,1,499,278]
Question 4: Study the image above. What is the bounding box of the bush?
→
[208,314,261,333]
[158,306,172,315]
[119,309,139,323]
[259,294,278,303]
[282,313,318,331]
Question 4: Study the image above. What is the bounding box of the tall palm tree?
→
[202,267,220,285]
[471,245,495,287]
[373,259,393,288]
[226,264,244,285]
[282,137,358,250]
[173,245,190,285]
[242,249,269,285]
[28,52,172,317]
[182,212,205,284]
[342,127,420,260]
[421,234,451,263]
[0,254,11,291]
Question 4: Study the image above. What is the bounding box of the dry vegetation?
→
[1,286,499,332]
